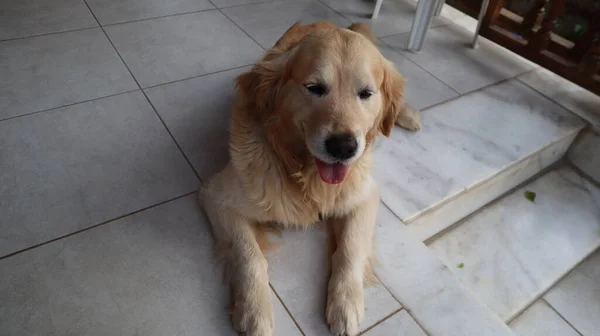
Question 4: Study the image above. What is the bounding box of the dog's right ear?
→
[236,49,294,121]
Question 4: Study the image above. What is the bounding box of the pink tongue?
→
[315,158,350,184]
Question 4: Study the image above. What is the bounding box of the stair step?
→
[373,78,586,241]
[427,166,600,322]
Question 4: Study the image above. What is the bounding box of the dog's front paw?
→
[231,285,274,336]
[326,275,364,336]
[395,102,421,131]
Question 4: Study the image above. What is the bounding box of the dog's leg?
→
[395,101,421,131]
[325,188,379,336]
[202,192,274,336]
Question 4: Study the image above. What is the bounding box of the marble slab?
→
[364,310,427,336]
[429,167,600,321]
[0,195,301,336]
[545,250,600,336]
[373,79,585,228]
[410,131,578,241]
[519,67,600,130]
[375,204,514,336]
[568,129,600,184]
[267,225,401,335]
[509,300,580,336]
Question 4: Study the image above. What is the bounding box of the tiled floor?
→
[2,0,600,335]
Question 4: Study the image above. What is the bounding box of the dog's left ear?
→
[379,60,405,137]
[236,48,294,121]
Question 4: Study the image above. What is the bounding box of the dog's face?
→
[237,28,404,184]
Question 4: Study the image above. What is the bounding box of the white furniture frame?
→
[372,0,491,52]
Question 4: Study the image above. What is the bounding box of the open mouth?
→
[314,157,350,184]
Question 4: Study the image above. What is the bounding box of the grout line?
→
[504,243,600,325]
[314,0,353,23]
[404,309,432,336]
[516,75,600,132]
[142,63,253,90]
[566,159,600,189]
[0,26,99,43]
[377,37,461,96]
[401,109,586,229]
[100,8,217,27]
[269,283,306,336]
[357,308,402,335]
[541,298,585,336]
[217,0,286,10]
[0,191,197,261]
[84,0,203,182]
[0,89,140,123]
[421,156,570,246]
[209,0,267,51]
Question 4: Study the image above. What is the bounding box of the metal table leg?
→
[407,0,439,52]
[472,0,490,48]
[372,0,384,19]
[434,0,445,16]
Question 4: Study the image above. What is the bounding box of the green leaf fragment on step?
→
[457,263,464,269]
[524,191,536,202]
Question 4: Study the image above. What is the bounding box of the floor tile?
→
[0,28,137,120]
[0,195,299,336]
[104,10,263,88]
[379,43,458,110]
[222,0,350,49]
[373,79,584,223]
[272,291,303,335]
[382,24,536,94]
[0,91,198,257]
[0,0,97,40]
[87,0,214,25]
[364,310,426,336]
[545,250,600,336]
[267,226,400,335]
[375,204,514,336]
[145,67,250,180]
[518,67,600,131]
[568,130,600,184]
[211,0,272,9]
[409,131,577,241]
[429,167,600,320]
[321,0,449,38]
[510,300,580,336]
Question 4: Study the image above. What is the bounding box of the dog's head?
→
[237,25,404,184]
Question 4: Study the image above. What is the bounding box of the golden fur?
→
[201,21,419,336]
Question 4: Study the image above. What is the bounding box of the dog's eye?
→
[305,83,327,96]
[358,89,373,100]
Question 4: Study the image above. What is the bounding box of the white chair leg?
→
[407,0,439,52]
[434,0,445,16]
[472,0,491,48]
[372,0,384,19]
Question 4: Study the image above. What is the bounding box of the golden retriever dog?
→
[201,21,419,336]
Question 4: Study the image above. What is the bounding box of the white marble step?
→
[428,166,600,322]
[373,78,586,241]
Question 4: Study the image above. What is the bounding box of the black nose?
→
[325,133,358,160]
